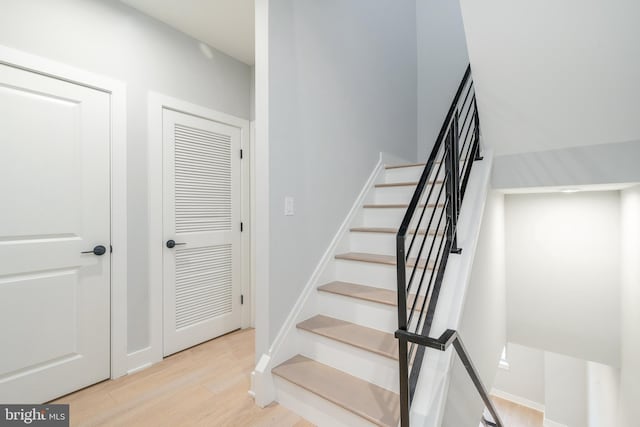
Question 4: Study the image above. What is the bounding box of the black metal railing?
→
[394,65,502,426]
[397,329,504,427]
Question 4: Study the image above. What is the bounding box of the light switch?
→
[284,196,294,216]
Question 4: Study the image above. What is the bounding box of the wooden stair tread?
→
[318,281,425,311]
[297,315,398,360]
[349,227,444,236]
[375,180,444,188]
[385,162,427,169]
[384,160,463,170]
[362,203,445,209]
[335,252,434,269]
[272,355,400,427]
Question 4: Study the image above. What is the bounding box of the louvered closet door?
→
[162,109,241,356]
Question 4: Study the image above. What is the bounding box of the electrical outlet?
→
[284,196,294,216]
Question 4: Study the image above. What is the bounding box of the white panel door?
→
[163,109,242,356]
[0,63,111,403]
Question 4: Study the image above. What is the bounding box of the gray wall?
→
[620,185,640,426]
[544,352,588,427]
[493,343,546,406]
[505,191,621,366]
[441,191,506,426]
[416,0,470,160]
[0,0,251,353]
[587,361,620,427]
[458,0,640,156]
[266,0,419,343]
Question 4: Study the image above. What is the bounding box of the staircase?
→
[271,162,428,427]
[261,65,503,427]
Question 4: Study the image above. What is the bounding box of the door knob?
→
[81,245,107,256]
[166,240,186,249]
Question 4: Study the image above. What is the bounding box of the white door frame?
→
[148,92,252,367]
[0,45,129,379]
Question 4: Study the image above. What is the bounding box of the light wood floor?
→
[491,395,544,427]
[51,328,543,427]
[52,329,313,427]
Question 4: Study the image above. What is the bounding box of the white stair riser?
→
[317,291,398,333]
[335,260,434,293]
[373,186,415,204]
[274,377,377,427]
[349,232,440,258]
[383,166,424,183]
[316,292,428,341]
[361,207,445,228]
[373,184,445,205]
[297,330,400,393]
[334,260,397,290]
[384,166,446,184]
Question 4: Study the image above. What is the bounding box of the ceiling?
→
[121,0,255,65]
[459,0,640,156]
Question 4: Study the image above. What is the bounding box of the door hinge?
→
[241,294,244,305]
[240,149,244,159]
[240,222,244,232]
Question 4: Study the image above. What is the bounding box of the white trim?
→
[254,0,270,362]
[543,418,568,427]
[252,156,387,406]
[125,346,154,375]
[0,45,129,379]
[147,92,251,371]
[249,120,257,327]
[491,389,545,413]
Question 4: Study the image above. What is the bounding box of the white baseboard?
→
[490,389,545,413]
[252,154,390,407]
[126,346,161,375]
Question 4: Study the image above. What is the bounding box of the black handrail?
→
[395,65,502,426]
[395,329,504,427]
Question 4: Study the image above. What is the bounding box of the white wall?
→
[458,0,640,156]
[619,185,640,426]
[0,0,251,353]
[505,191,621,366]
[441,190,506,426]
[493,343,545,408]
[544,352,588,427]
[416,0,469,160]
[587,361,620,427]
[264,0,418,348]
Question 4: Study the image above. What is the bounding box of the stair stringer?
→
[408,149,495,427]
[251,151,408,417]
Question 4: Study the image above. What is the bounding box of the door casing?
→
[0,44,129,379]
[148,92,252,373]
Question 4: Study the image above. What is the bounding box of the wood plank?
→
[272,355,400,427]
[375,180,443,188]
[297,315,398,360]
[51,329,313,427]
[318,281,425,310]
[384,163,427,169]
[335,252,435,270]
[491,395,543,427]
[349,227,444,236]
[362,203,445,209]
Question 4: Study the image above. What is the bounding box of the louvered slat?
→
[175,123,232,233]
[175,245,233,329]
